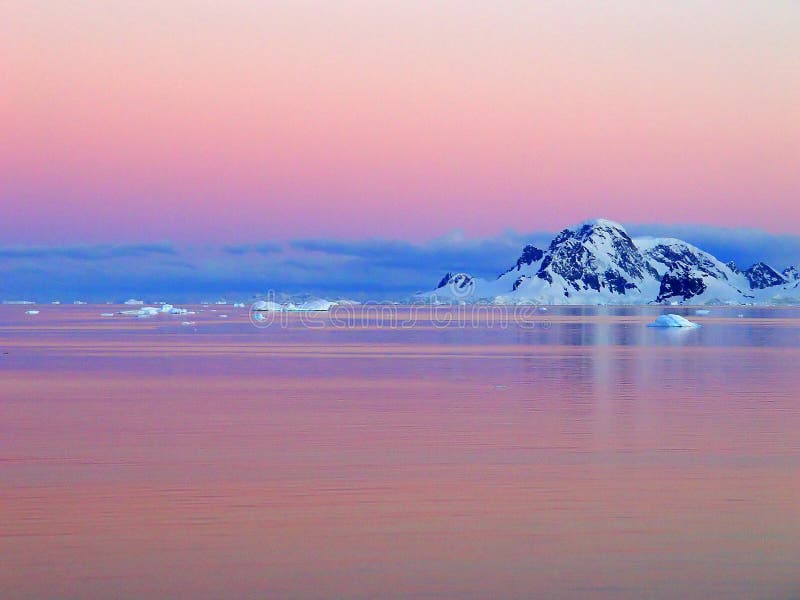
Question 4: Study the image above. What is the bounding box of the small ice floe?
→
[122,304,190,317]
[73,301,87,305]
[537,306,548,312]
[25,310,40,315]
[158,304,188,315]
[181,321,196,326]
[695,309,711,315]
[647,314,700,328]
[287,299,336,311]
[124,299,144,305]
[737,314,745,318]
[51,301,61,305]
[233,302,245,308]
[253,313,266,321]
[252,300,283,311]
[100,313,114,317]
[218,314,228,318]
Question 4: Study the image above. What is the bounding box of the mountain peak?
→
[422,219,799,305]
[575,218,626,232]
[744,262,786,289]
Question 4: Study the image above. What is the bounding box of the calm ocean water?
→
[1,304,799,599]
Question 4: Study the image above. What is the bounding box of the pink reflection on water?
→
[1,306,800,598]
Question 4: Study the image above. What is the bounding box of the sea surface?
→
[1,304,799,599]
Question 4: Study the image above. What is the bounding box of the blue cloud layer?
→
[1,225,798,302]
[0,242,176,260]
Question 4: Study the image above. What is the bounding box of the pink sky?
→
[2,1,799,244]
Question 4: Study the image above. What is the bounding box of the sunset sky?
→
[2,1,799,298]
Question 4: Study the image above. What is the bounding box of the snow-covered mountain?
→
[419,219,800,305]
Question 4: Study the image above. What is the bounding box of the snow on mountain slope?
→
[419,219,800,305]
[634,237,754,304]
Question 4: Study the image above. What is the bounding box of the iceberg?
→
[695,309,711,315]
[287,299,336,311]
[25,310,40,315]
[100,313,114,317]
[158,304,188,314]
[252,300,284,311]
[121,304,189,317]
[647,314,700,328]
[124,299,144,305]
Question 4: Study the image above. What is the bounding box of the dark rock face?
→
[436,273,453,289]
[514,245,544,270]
[744,262,786,289]
[657,271,707,303]
[534,221,648,295]
[646,243,728,281]
[727,261,740,275]
[436,273,474,291]
[499,244,544,278]
[782,266,799,282]
[512,276,527,291]
[605,270,639,294]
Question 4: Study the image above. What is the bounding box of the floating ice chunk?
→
[154,304,188,315]
[286,299,336,311]
[124,299,144,305]
[253,313,266,321]
[138,306,160,316]
[100,313,114,317]
[181,321,196,326]
[647,314,700,328]
[218,314,228,318]
[233,302,245,308]
[73,301,87,305]
[252,300,283,311]
[695,309,710,315]
[25,310,40,315]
